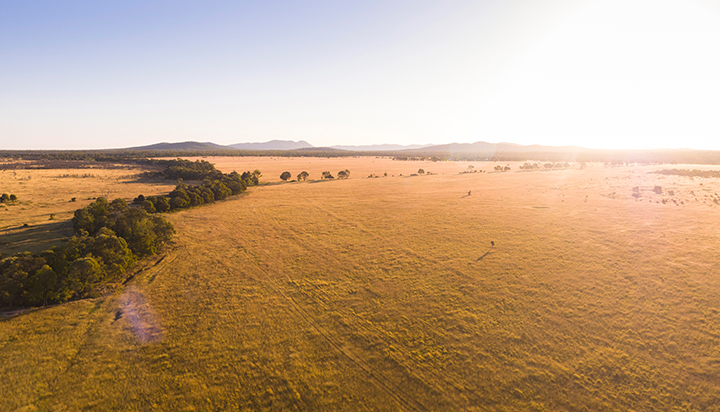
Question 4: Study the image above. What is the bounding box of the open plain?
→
[3,157,720,411]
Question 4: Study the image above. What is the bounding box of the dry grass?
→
[3,158,720,410]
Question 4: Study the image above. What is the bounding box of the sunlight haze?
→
[1,0,719,150]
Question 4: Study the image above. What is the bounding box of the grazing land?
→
[3,157,720,411]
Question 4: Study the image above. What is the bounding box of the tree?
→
[321,171,334,180]
[337,169,350,179]
[9,194,17,202]
[27,265,57,306]
[141,199,156,213]
[0,194,9,203]
[72,197,111,235]
[417,169,425,175]
[153,196,171,212]
[67,257,104,298]
[280,171,292,181]
[252,169,262,185]
[297,171,309,181]
[85,228,136,279]
[110,198,128,212]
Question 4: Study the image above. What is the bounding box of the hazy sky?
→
[2,0,720,150]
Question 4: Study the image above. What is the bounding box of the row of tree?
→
[280,170,350,181]
[1,193,18,203]
[1,198,174,308]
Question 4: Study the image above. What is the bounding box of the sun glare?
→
[476,0,720,150]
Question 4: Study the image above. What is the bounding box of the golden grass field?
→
[3,157,720,411]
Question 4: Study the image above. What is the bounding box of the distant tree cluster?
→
[494,165,511,172]
[460,165,483,174]
[0,198,174,308]
[160,159,217,180]
[518,162,573,171]
[393,156,444,162]
[0,193,18,203]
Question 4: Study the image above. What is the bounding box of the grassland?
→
[3,158,720,411]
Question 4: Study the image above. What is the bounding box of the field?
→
[3,157,720,411]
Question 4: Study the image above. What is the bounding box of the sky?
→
[2,0,720,150]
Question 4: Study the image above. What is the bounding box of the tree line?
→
[279,170,349,181]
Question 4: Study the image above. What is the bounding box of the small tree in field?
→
[337,169,350,179]
[297,171,309,181]
[418,169,425,175]
[280,171,292,181]
[322,171,334,180]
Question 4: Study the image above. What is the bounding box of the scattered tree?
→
[322,171,334,180]
[418,169,425,175]
[280,171,292,181]
[337,169,350,179]
[297,171,309,181]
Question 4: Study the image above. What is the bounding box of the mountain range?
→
[126,140,587,153]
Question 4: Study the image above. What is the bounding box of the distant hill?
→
[127,141,231,151]
[228,140,313,150]
[331,144,432,151]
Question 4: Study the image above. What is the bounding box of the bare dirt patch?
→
[116,286,162,344]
